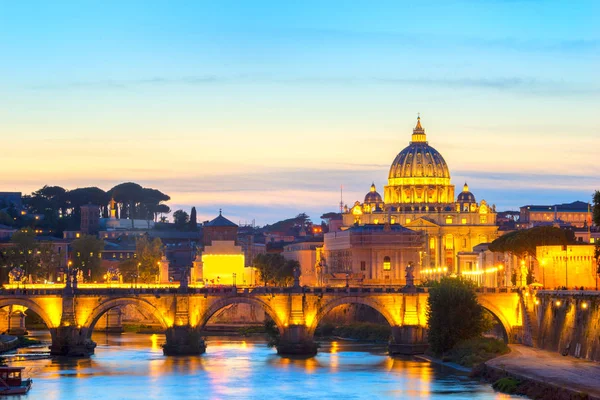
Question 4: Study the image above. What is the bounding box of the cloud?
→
[28,74,600,97]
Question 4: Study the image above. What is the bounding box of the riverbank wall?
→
[0,335,19,353]
[477,361,600,400]
[534,291,600,362]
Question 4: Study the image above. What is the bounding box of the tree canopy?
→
[488,226,575,259]
[19,182,171,235]
[253,253,296,286]
[426,277,492,355]
[136,236,163,283]
[0,228,44,282]
[71,234,105,282]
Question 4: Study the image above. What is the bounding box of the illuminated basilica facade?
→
[339,117,499,275]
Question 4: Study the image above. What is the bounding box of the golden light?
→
[581,302,588,310]
[555,300,562,307]
[498,264,504,270]
[534,299,540,305]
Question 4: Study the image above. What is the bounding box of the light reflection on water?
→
[5,331,518,400]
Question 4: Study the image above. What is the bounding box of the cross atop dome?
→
[370,182,376,192]
[411,114,427,143]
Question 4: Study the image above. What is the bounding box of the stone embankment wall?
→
[536,292,600,362]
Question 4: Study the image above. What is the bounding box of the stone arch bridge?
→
[0,286,523,357]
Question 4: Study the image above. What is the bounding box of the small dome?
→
[364,183,383,204]
[457,182,476,203]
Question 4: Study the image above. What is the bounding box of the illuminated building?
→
[337,117,499,276]
[323,225,423,286]
[198,211,253,286]
[536,244,598,289]
[282,238,324,286]
[520,201,592,228]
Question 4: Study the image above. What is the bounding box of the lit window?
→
[374,219,379,224]
[391,218,396,224]
[461,218,467,224]
[405,218,411,224]
[383,256,391,271]
[480,216,488,224]
[429,237,435,250]
[76,233,80,238]
[445,217,453,224]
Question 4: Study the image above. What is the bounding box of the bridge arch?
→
[0,298,58,330]
[307,296,398,337]
[477,297,513,343]
[83,297,169,338]
[197,296,285,335]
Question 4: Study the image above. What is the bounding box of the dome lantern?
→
[411,115,427,143]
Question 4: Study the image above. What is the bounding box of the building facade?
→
[338,117,499,274]
[520,201,591,228]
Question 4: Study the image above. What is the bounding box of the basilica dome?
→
[384,117,455,205]
[388,117,450,181]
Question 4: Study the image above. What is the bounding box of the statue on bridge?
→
[405,262,415,288]
[293,263,301,288]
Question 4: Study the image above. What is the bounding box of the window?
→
[445,235,454,250]
[480,215,488,224]
[445,217,453,224]
[360,261,366,271]
[383,256,391,271]
[374,219,379,224]
[405,218,411,224]
[462,238,467,248]
[429,237,436,250]
[461,218,467,224]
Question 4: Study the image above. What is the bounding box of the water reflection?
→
[4,331,519,399]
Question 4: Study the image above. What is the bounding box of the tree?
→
[71,234,105,282]
[189,207,198,231]
[118,259,139,283]
[252,254,295,286]
[593,191,600,227]
[136,236,163,283]
[0,211,13,226]
[489,226,575,259]
[38,242,58,281]
[426,277,491,355]
[173,210,189,228]
[595,242,600,288]
[4,229,43,281]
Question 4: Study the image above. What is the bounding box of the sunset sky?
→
[1,1,599,224]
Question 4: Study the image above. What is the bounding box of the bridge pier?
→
[49,326,97,357]
[162,325,206,356]
[277,324,318,356]
[388,325,428,355]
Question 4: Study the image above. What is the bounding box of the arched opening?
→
[197,297,285,336]
[0,299,56,350]
[481,308,509,343]
[308,297,397,348]
[84,298,169,341]
[477,303,511,344]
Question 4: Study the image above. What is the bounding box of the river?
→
[3,331,518,399]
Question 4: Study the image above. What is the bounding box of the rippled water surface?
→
[4,331,518,400]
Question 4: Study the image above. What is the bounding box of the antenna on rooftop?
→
[340,185,344,213]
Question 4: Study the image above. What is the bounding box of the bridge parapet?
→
[0,285,527,358]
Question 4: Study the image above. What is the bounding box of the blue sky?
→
[1,1,599,224]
